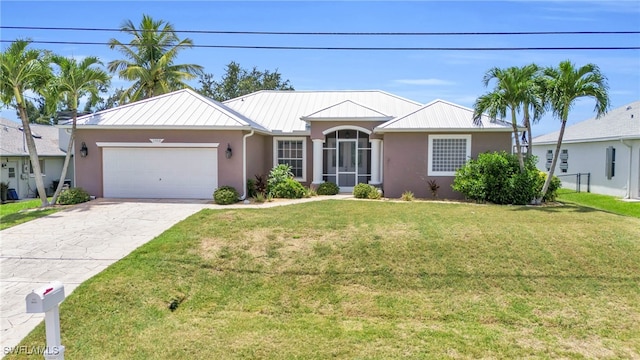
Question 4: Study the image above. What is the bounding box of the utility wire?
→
[1,26,639,36]
[0,40,637,51]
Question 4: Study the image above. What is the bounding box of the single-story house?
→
[0,117,73,199]
[532,100,640,199]
[62,88,513,200]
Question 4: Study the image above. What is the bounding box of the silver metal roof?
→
[70,89,269,132]
[0,118,67,156]
[376,99,512,132]
[224,90,422,132]
[301,100,392,121]
[533,100,640,144]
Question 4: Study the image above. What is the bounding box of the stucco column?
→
[370,139,382,185]
[312,139,324,185]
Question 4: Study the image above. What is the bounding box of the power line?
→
[1,40,637,51]
[2,26,639,36]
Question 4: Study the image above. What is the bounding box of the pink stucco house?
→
[62,89,512,199]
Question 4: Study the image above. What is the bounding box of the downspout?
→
[240,130,255,201]
[620,139,633,199]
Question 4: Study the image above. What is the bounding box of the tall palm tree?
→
[48,55,110,205]
[539,60,609,199]
[0,39,52,206]
[108,14,203,103]
[472,64,544,172]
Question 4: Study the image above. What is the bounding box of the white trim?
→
[322,125,372,135]
[96,142,219,148]
[374,127,513,134]
[272,137,307,182]
[428,134,472,176]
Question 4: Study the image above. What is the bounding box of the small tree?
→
[48,55,110,205]
[538,61,609,201]
[197,61,294,101]
[0,39,52,206]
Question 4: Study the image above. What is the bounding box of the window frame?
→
[273,137,307,182]
[428,134,472,176]
[29,159,45,177]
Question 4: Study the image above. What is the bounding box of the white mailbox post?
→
[25,281,66,360]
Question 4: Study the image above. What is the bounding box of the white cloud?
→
[394,78,455,86]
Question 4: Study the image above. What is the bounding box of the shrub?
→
[401,191,415,201]
[305,187,317,198]
[253,192,266,203]
[368,188,382,200]
[535,171,562,202]
[316,182,340,195]
[267,164,294,193]
[247,178,257,198]
[270,178,306,199]
[214,186,239,205]
[427,179,440,199]
[57,187,90,205]
[452,152,543,205]
[353,183,379,199]
[254,174,267,195]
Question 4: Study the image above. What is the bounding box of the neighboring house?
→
[0,118,73,199]
[532,101,640,199]
[62,88,513,200]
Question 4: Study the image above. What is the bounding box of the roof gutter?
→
[240,129,255,201]
[620,139,633,199]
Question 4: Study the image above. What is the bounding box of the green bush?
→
[267,164,294,193]
[214,186,239,205]
[452,152,545,205]
[368,188,382,200]
[535,171,562,202]
[353,183,377,199]
[247,178,257,198]
[401,191,415,201]
[270,178,306,199]
[57,187,90,205]
[316,182,340,195]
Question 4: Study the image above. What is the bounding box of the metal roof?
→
[376,99,513,132]
[224,90,422,132]
[0,118,67,156]
[533,100,640,144]
[69,89,269,132]
[301,100,392,121]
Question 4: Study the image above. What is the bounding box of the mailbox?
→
[26,281,65,313]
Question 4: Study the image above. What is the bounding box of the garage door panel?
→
[103,147,218,199]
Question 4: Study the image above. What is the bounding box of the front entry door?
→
[337,140,356,190]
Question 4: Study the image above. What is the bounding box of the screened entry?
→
[322,130,371,190]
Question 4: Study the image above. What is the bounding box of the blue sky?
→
[1,0,639,137]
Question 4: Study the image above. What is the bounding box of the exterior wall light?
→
[80,142,88,158]
[225,143,232,159]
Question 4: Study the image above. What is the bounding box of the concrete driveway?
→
[0,199,209,353]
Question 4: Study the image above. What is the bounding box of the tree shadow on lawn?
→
[509,203,610,215]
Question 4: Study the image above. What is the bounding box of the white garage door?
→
[102,147,218,199]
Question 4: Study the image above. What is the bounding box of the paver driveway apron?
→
[0,199,208,353]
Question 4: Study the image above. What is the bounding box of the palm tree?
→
[107,14,203,103]
[0,39,52,206]
[48,55,110,205]
[473,64,544,172]
[539,60,609,200]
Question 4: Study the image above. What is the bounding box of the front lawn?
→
[9,200,640,359]
[557,189,640,218]
[0,199,58,230]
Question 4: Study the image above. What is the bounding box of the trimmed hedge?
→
[57,187,90,205]
[214,186,239,205]
[316,182,340,195]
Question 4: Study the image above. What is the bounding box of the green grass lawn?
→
[557,189,640,218]
[8,200,640,359]
[0,199,58,230]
